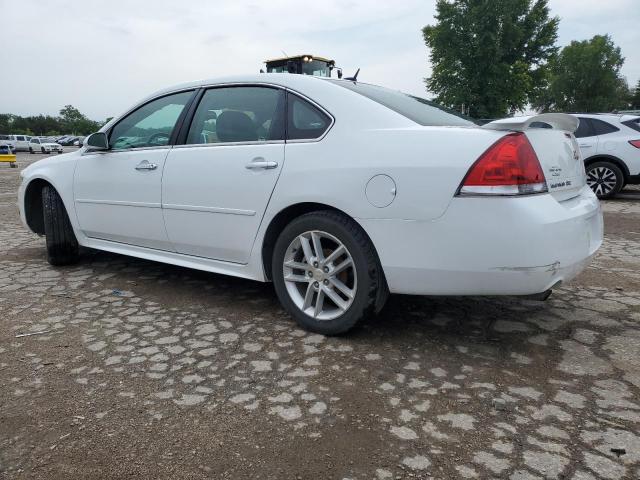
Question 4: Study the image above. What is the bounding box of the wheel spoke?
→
[302,283,314,310]
[284,260,310,271]
[299,235,314,263]
[330,277,354,299]
[313,289,325,317]
[324,287,348,311]
[323,244,346,266]
[311,232,324,262]
[332,258,353,275]
[284,273,309,284]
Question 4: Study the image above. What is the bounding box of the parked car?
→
[571,114,640,198]
[0,134,30,151]
[58,136,79,146]
[0,142,15,154]
[0,144,15,154]
[17,74,603,334]
[28,137,63,154]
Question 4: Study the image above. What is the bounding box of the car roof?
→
[151,73,334,97]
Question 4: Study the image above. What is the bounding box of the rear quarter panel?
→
[268,126,505,222]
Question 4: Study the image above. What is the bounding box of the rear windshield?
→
[328,80,475,127]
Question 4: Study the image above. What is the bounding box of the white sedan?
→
[18,74,603,334]
[29,137,64,154]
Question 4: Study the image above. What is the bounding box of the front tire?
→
[41,147,45,154]
[586,161,623,199]
[272,211,385,335]
[29,148,34,154]
[42,185,79,265]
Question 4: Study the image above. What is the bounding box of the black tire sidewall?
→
[272,212,377,335]
[42,185,79,265]
[586,161,624,199]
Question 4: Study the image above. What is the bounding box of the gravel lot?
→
[1,150,640,479]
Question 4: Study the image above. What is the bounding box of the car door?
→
[162,85,286,263]
[575,117,598,157]
[589,117,621,156]
[74,90,195,250]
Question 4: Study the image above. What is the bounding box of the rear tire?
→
[586,161,623,199]
[42,185,79,266]
[272,211,386,335]
[29,148,34,154]
[41,147,45,154]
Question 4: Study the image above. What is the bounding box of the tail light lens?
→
[458,132,548,196]
[629,140,640,149]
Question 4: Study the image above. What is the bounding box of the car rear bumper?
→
[358,186,603,296]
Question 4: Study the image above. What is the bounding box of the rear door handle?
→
[245,158,278,170]
[135,160,157,171]
[578,144,592,148]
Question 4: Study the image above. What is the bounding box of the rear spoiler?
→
[482,113,579,133]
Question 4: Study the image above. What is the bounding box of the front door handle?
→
[245,158,278,170]
[135,161,158,171]
[578,144,592,148]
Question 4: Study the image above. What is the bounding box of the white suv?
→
[572,114,640,198]
[0,134,31,151]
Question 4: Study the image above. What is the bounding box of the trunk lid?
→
[483,114,586,201]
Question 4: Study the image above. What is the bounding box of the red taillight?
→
[458,132,548,196]
[629,140,640,149]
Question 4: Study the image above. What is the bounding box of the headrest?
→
[216,111,257,142]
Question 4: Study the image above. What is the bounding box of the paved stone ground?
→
[1,151,640,479]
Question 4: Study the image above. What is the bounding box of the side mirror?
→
[86,132,108,151]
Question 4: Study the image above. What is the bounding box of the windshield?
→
[328,80,475,127]
[301,60,331,77]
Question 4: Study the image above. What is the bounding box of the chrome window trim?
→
[81,145,171,156]
[172,140,285,150]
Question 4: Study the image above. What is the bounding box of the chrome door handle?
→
[135,161,157,171]
[578,144,592,148]
[245,159,278,170]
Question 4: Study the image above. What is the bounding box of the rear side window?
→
[622,118,640,133]
[575,118,593,138]
[328,80,474,127]
[287,94,331,140]
[186,86,285,144]
[590,118,619,135]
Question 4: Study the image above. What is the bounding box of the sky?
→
[0,0,638,121]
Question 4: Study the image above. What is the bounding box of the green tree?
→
[59,105,86,134]
[423,0,559,119]
[534,35,628,112]
[631,79,640,110]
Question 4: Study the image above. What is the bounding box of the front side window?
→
[575,118,593,138]
[109,91,193,150]
[186,87,285,145]
[590,118,620,136]
[32,138,40,144]
[287,94,331,140]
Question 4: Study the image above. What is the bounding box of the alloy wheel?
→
[586,166,617,197]
[282,230,357,321]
